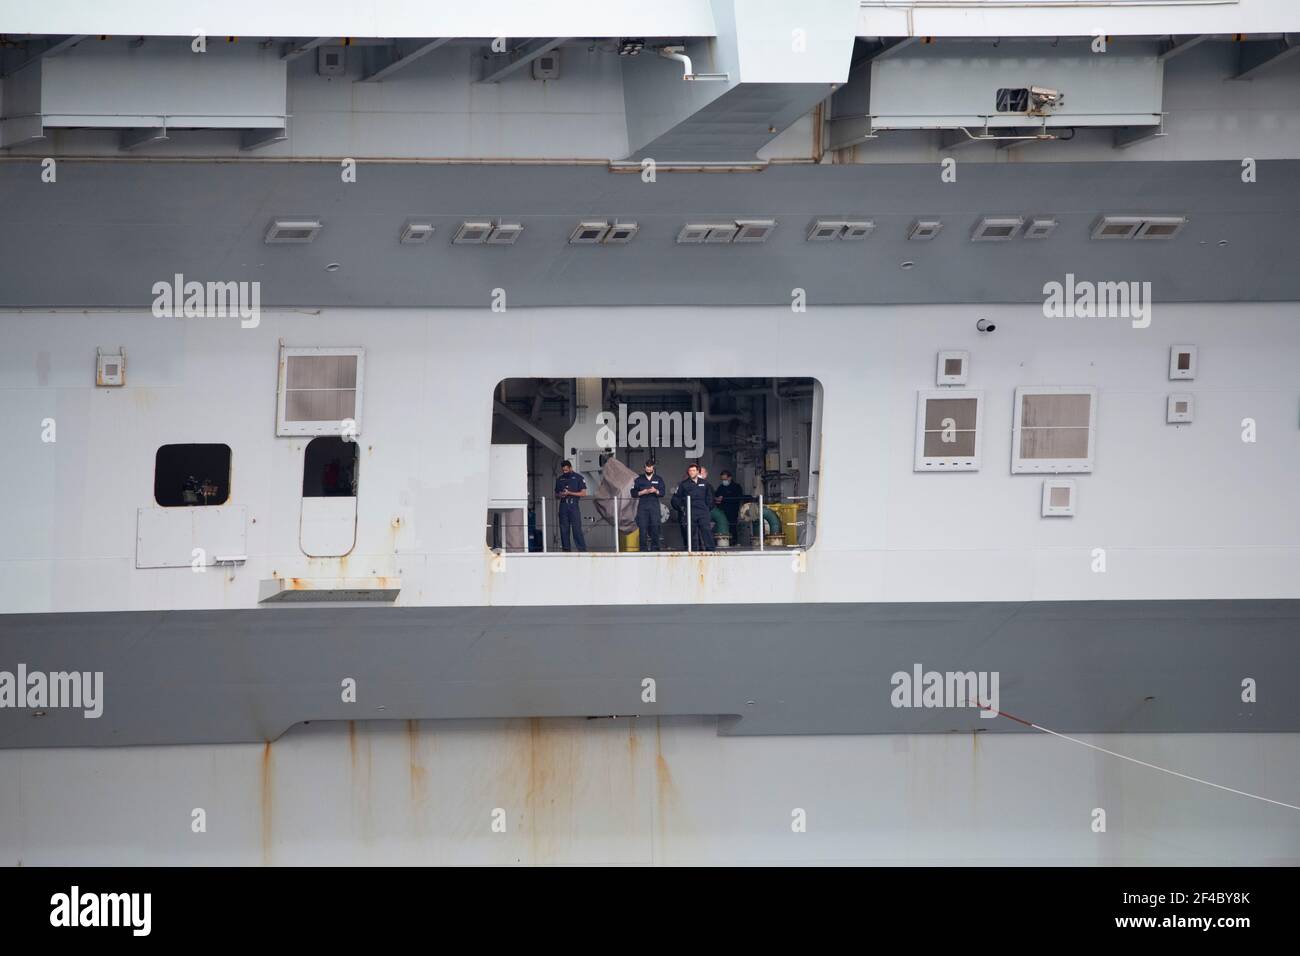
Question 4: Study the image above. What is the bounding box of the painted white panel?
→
[299,496,357,558]
[3,301,1299,613]
[38,45,286,129]
[488,444,528,507]
[136,506,247,568]
[0,0,719,39]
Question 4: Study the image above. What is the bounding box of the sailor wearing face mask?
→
[712,469,748,531]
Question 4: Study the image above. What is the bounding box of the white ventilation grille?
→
[733,219,777,243]
[936,350,969,386]
[96,347,125,387]
[1024,218,1058,240]
[1169,344,1197,380]
[265,218,322,244]
[1090,216,1143,240]
[453,221,495,244]
[1041,479,1076,517]
[678,221,772,244]
[569,221,609,244]
[808,220,874,241]
[914,390,983,471]
[971,216,1023,242]
[908,219,943,241]
[277,347,365,437]
[676,224,715,244]
[1011,386,1097,473]
[399,221,435,244]
[807,220,843,241]
[1167,393,1194,424]
[1091,215,1187,241]
[486,222,524,245]
[604,222,639,243]
[1136,216,1187,240]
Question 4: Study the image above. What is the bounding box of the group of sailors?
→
[553,459,748,553]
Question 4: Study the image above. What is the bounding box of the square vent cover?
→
[1091,215,1143,240]
[1137,216,1187,240]
[807,220,845,242]
[733,219,776,243]
[1041,479,1076,517]
[1169,345,1197,380]
[532,51,561,80]
[399,221,435,244]
[317,46,346,76]
[486,223,523,245]
[971,216,1023,242]
[677,224,714,244]
[265,218,322,244]
[453,221,495,244]
[96,348,125,387]
[569,221,609,244]
[603,222,638,244]
[1024,218,1058,240]
[908,219,943,241]
[1167,393,1194,424]
[936,350,969,386]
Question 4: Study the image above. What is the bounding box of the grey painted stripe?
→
[2,160,1298,308]
[1,600,1297,748]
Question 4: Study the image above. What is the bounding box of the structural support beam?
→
[1114,124,1165,149]
[478,38,569,84]
[361,37,452,82]
[240,128,288,151]
[42,34,88,58]
[282,37,332,62]
[0,34,87,77]
[1233,34,1300,80]
[939,129,981,151]
[1158,34,1208,62]
[493,401,564,457]
[120,127,168,151]
[850,36,919,73]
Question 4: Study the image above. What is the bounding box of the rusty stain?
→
[407,719,428,810]
[346,720,375,842]
[260,741,273,866]
[653,718,680,860]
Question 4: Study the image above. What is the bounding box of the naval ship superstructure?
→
[1,0,1299,864]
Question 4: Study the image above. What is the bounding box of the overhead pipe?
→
[608,380,745,424]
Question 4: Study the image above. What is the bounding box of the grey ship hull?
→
[3,599,1296,748]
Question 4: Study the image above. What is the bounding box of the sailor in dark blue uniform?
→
[554,460,587,552]
[675,463,715,551]
[629,458,666,551]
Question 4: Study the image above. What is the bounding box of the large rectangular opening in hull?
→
[489,377,821,554]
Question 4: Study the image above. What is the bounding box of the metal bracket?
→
[658,46,728,82]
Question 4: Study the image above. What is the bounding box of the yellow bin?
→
[620,528,640,551]
[768,502,804,547]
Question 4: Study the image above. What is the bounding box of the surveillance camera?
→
[976,319,996,333]
[1030,86,1063,108]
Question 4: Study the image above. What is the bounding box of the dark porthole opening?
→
[303,436,359,497]
[154,443,232,507]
